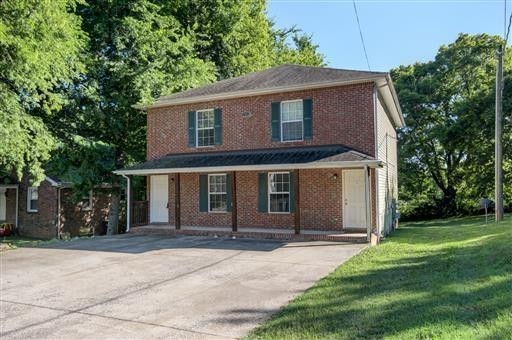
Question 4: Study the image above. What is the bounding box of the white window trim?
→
[27,186,38,213]
[280,99,304,142]
[208,173,227,213]
[268,171,291,214]
[81,190,93,211]
[196,108,215,148]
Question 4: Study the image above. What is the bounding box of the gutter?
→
[113,160,383,176]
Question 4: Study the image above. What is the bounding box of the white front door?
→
[150,175,168,223]
[0,188,6,221]
[343,169,366,229]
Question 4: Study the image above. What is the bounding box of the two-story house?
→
[115,64,404,241]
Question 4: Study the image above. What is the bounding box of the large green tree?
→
[169,0,324,78]
[392,34,512,218]
[0,0,85,183]
[50,0,324,233]
[51,0,215,233]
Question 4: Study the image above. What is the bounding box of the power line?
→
[505,3,512,43]
[352,0,371,71]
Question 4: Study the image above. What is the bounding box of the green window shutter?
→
[271,102,281,141]
[214,108,222,145]
[257,173,268,213]
[188,111,196,147]
[226,173,232,212]
[289,171,296,213]
[199,174,208,212]
[303,99,313,140]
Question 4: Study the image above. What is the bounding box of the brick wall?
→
[159,168,375,231]
[60,189,111,237]
[147,82,376,159]
[18,178,57,240]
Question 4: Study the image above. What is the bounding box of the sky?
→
[267,0,505,72]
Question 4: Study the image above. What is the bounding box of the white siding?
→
[376,96,398,236]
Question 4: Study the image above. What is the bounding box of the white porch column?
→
[123,175,132,232]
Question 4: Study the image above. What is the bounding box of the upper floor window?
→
[196,109,215,147]
[281,100,304,142]
[188,108,222,148]
[271,99,312,142]
[27,186,38,212]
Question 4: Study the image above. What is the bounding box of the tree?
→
[392,34,512,218]
[51,0,215,234]
[169,0,324,79]
[51,0,324,234]
[0,0,85,184]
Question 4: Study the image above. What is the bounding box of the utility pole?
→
[495,45,504,222]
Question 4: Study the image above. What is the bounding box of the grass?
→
[248,215,512,339]
[0,236,57,251]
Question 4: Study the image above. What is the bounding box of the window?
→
[81,190,93,211]
[27,187,38,212]
[196,109,215,147]
[208,174,227,212]
[281,100,303,141]
[268,172,290,213]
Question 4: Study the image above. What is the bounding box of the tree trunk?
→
[440,186,457,217]
[107,191,120,235]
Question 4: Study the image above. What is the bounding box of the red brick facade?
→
[18,177,58,239]
[7,177,110,240]
[147,83,376,159]
[144,82,380,232]
[60,188,111,237]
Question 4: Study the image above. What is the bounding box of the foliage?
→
[0,0,85,184]
[248,215,512,339]
[392,34,512,218]
[38,0,324,231]
[168,0,324,79]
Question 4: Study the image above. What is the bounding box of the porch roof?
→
[114,145,382,176]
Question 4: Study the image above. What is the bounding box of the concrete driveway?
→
[1,235,366,339]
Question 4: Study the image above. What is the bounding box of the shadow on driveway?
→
[31,234,286,254]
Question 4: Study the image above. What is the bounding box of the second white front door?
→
[150,175,168,223]
[343,169,366,229]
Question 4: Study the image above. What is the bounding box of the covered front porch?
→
[115,145,381,242]
[130,224,368,242]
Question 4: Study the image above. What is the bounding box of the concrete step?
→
[130,225,176,237]
[130,226,367,243]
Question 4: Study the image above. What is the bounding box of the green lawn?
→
[248,215,512,339]
[0,236,56,251]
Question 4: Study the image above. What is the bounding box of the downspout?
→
[57,187,62,239]
[15,186,19,232]
[364,165,371,242]
[122,175,131,232]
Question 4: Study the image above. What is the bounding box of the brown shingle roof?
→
[155,64,387,105]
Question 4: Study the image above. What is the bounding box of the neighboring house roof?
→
[45,175,72,187]
[139,64,404,127]
[114,145,382,176]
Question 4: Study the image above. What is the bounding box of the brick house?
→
[0,175,111,239]
[115,64,404,240]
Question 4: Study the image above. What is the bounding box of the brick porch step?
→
[130,225,367,243]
